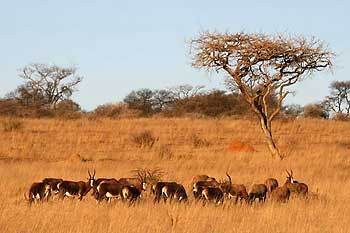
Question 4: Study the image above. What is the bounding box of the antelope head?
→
[136,169,148,191]
[88,169,96,187]
[220,172,233,196]
[146,168,163,190]
[286,170,295,183]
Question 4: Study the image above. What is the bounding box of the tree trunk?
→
[259,117,283,159]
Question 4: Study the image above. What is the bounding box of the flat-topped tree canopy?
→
[190,32,333,159]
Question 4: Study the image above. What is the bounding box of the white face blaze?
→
[193,186,198,193]
[142,182,147,191]
[90,179,94,187]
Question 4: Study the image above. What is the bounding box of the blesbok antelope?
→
[265,178,279,194]
[284,170,308,197]
[96,180,142,203]
[58,170,96,201]
[247,184,268,204]
[270,186,291,203]
[220,173,248,203]
[173,184,188,202]
[95,180,124,202]
[42,178,63,196]
[159,182,187,203]
[201,186,224,205]
[192,179,220,199]
[152,181,177,202]
[92,177,118,198]
[25,182,50,204]
[121,185,142,203]
[95,169,150,203]
[118,169,149,193]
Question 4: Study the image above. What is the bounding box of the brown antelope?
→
[173,184,188,202]
[201,186,224,205]
[285,170,308,197]
[152,182,177,202]
[118,169,149,192]
[92,177,118,198]
[220,173,248,203]
[95,169,149,203]
[95,180,124,202]
[160,182,187,203]
[58,170,96,201]
[42,178,63,196]
[265,178,279,194]
[192,178,220,199]
[270,185,291,203]
[247,184,268,204]
[121,185,142,203]
[25,182,51,204]
[96,180,142,203]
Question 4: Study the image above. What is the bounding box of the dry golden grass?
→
[0,117,349,233]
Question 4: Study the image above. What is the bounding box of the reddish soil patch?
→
[228,140,255,153]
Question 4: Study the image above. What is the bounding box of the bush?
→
[92,103,125,118]
[332,112,349,121]
[1,119,24,132]
[303,103,329,119]
[190,133,210,148]
[130,130,156,148]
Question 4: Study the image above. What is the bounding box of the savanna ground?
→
[0,117,349,233]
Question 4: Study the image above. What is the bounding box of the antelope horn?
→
[226,172,232,184]
[88,170,91,177]
[286,170,290,177]
[290,170,293,177]
[93,169,96,177]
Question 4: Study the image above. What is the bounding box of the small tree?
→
[168,84,205,100]
[152,89,174,112]
[190,32,333,159]
[18,63,83,109]
[283,104,303,118]
[124,89,155,116]
[323,81,350,118]
[304,103,329,119]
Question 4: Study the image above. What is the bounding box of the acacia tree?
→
[190,32,333,159]
[124,89,155,116]
[168,84,205,100]
[323,81,350,118]
[18,63,83,109]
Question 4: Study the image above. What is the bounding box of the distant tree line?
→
[0,63,349,120]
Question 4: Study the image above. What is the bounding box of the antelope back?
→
[271,186,290,202]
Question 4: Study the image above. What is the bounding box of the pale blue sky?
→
[0,0,348,110]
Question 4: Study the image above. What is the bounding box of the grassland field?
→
[0,117,349,233]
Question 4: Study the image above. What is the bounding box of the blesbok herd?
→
[25,169,309,206]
